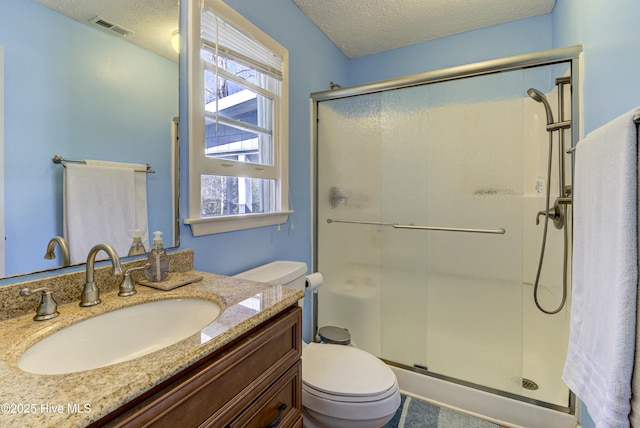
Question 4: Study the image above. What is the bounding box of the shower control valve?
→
[536,202,564,230]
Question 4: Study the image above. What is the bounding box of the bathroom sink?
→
[19,298,222,375]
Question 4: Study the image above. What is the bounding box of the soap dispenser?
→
[127,229,147,256]
[144,231,170,282]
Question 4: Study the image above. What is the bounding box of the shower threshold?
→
[385,360,576,428]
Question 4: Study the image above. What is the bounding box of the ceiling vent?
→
[88,16,133,38]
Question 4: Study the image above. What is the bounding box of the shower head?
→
[527,88,554,125]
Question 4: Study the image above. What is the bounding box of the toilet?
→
[235,261,401,428]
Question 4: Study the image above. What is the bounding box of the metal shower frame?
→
[309,45,582,414]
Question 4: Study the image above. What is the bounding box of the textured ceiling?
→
[34,0,179,62]
[293,0,556,58]
[34,0,555,62]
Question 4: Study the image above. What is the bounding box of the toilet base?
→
[301,382,400,428]
[302,406,396,428]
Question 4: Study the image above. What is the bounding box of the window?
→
[185,0,290,235]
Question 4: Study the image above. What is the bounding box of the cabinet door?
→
[226,361,301,428]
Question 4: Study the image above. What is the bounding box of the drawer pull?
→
[264,403,287,428]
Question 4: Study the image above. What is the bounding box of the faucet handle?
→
[536,202,565,229]
[20,287,59,321]
[119,264,150,297]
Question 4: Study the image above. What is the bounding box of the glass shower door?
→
[316,69,526,397]
[408,74,525,394]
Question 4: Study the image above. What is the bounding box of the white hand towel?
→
[64,164,137,264]
[562,107,640,428]
[85,160,150,252]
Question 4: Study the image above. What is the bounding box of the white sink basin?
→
[19,298,222,375]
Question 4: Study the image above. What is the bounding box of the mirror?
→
[0,0,180,279]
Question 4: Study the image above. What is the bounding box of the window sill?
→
[184,211,293,236]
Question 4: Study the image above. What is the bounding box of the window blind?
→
[201,9,283,81]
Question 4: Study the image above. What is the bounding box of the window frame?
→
[185,0,291,236]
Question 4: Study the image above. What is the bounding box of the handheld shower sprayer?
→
[528,84,571,315]
[527,88,554,125]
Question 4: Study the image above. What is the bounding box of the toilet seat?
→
[303,378,399,403]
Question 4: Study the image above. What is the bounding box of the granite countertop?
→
[0,270,304,428]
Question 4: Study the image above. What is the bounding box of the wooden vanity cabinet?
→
[95,306,302,428]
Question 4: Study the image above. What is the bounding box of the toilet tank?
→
[234,261,308,291]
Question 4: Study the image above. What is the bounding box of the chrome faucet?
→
[80,243,124,307]
[43,236,71,267]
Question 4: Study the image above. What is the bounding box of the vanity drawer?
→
[102,306,301,428]
[224,361,301,428]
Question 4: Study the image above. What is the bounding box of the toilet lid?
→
[302,343,397,397]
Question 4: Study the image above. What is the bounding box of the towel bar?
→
[52,154,155,173]
[567,113,640,154]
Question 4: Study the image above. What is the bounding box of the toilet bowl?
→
[234,261,401,428]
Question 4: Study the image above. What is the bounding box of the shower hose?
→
[533,132,569,315]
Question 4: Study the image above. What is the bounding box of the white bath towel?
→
[64,163,145,264]
[562,107,640,428]
[85,160,150,251]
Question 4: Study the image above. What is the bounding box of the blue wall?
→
[0,0,178,276]
[553,0,640,134]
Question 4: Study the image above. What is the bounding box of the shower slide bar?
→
[566,113,640,154]
[51,154,155,173]
[326,218,506,235]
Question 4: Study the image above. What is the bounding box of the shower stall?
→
[312,46,580,427]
